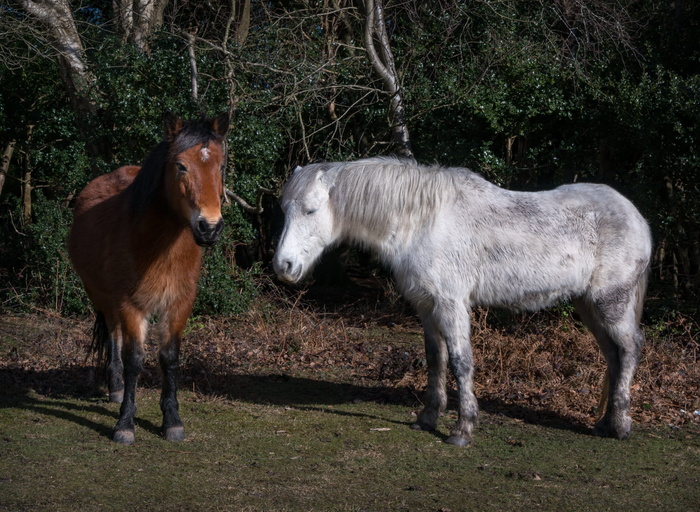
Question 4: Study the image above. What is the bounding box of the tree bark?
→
[234,0,251,46]
[21,126,34,226]
[363,0,412,157]
[18,0,109,173]
[0,140,15,197]
[113,0,169,53]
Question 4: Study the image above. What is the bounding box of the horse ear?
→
[212,112,230,136]
[164,112,183,141]
[293,165,303,173]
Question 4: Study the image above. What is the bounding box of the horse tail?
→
[634,261,650,325]
[89,311,110,378]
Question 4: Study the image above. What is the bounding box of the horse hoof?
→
[113,429,135,445]
[410,420,435,432]
[108,390,124,403]
[163,426,185,442]
[445,435,471,447]
[592,425,631,440]
[593,416,632,440]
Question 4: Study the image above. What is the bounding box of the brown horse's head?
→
[162,112,230,247]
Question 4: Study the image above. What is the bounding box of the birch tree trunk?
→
[113,0,169,53]
[18,0,109,173]
[363,0,412,157]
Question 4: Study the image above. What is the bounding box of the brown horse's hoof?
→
[113,429,135,445]
[163,426,185,442]
[445,435,471,447]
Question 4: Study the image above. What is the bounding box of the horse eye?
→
[305,209,317,216]
[176,162,188,175]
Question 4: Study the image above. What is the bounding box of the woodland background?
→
[0,0,698,321]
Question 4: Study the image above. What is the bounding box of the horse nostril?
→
[198,219,209,234]
[214,218,224,236]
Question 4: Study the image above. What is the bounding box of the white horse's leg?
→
[433,299,478,446]
[411,312,448,432]
[573,295,643,439]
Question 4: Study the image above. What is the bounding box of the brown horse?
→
[68,112,230,444]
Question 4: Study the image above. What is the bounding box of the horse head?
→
[273,164,339,283]
[164,112,230,247]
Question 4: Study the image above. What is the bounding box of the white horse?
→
[273,157,652,446]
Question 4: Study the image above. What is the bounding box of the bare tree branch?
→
[185,31,199,102]
[225,186,275,215]
[363,0,412,157]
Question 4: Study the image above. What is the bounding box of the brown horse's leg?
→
[92,312,124,402]
[107,329,124,403]
[112,313,146,445]
[159,332,185,441]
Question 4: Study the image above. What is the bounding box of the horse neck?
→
[131,194,201,265]
[332,165,439,260]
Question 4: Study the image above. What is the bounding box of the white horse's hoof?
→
[445,435,471,447]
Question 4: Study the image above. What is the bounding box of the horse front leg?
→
[434,300,478,446]
[159,331,185,442]
[411,313,448,432]
[107,330,124,403]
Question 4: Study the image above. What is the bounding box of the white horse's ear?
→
[293,165,303,173]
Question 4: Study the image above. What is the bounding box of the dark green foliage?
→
[1,0,699,316]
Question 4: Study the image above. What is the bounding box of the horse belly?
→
[472,243,595,310]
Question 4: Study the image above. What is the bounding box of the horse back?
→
[71,166,140,217]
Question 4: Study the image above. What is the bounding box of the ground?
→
[1,271,698,436]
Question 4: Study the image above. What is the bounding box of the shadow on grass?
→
[0,363,591,443]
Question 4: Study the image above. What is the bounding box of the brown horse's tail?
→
[88,311,110,379]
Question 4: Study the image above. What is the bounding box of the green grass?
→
[1,382,698,512]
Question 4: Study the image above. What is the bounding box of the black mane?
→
[128,116,225,216]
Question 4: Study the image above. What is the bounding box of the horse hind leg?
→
[91,311,124,403]
[411,313,448,433]
[112,310,148,445]
[573,290,644,440]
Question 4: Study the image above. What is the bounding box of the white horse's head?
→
[273,165,339,283]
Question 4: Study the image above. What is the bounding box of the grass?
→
[1,378,699,511]
[1,291,699,511]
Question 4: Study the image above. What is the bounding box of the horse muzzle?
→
[272,256,303,284]
[192,217,224,247]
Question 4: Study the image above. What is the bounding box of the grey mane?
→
[303,157,484,247]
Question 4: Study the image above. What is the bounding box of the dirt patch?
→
[1,274,699,435]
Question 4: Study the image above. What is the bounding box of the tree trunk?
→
[18,0,109,174]
[113,0,169,53]
[21,126,34,226]
[363,0,413,157]
[0,140,15,197]
[234,0,251,46]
